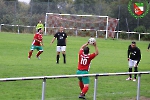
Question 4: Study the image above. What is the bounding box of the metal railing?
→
[0,24,36,34]
[0,71,149,100]
[115,31,150,41]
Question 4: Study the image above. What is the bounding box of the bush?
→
[133,25,150,41]
[141,34,150,41]
[134,25,146,33]
[119,32,128,39]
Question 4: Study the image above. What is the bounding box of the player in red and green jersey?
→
[28,28,43,59]
[77,41,99,99]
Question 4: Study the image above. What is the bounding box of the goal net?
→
[45,13,118,39]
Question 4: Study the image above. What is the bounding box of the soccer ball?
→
[88,38,96,45]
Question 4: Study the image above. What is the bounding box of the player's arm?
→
[33,34,41,43]
[41,24,44,31]
[36,24,39,30]
[93,42,99,56]
[34,38,42,43]
[136,49,141,65]
[65,33,67,45]
[147,43,150,51]
[80,42,89,50]
[127,45,130,61]
[50,33,57,45]
[40,40,43,46]
[50,37,56,45]
[65,38,67,45]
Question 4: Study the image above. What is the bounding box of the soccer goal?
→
[44,13,118,39]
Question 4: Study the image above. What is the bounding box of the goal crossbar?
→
[46,13,108,18]
[44,13,115,39]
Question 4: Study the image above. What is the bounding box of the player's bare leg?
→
[62,51,66,64]
[56,52,60,64]
[28,50,33,59]
[36,51,43,59]
[79,84,89,99]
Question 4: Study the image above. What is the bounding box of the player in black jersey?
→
[50,27,67,64]
[126,41,141,81]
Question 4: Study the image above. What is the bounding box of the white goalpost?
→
[44,13,118,39]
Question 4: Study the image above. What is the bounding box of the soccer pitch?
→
[0,32,149,100]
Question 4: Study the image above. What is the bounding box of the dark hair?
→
[38,28,42,32]
[83,47,89,54]
[132,41,136,44]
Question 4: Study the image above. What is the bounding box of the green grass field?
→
[0,32,149,100]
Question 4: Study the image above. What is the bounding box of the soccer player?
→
[36,20,44,31]
[50,27,67,64]
[76,41,99,99]
[147,43,150,51]
[28,28,43,59]
[126,41,141,81]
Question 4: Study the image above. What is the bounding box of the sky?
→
[18,0,31,4]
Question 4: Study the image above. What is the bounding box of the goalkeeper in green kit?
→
[36,20,44,31]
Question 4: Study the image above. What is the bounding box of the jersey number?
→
[81,58,87,65]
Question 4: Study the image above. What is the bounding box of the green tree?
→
[0,0,7,23]
[133,25,146,40]
[73,0,101,14]
[29,0,47,14]
[134,25,146,33]
[29,0,64,14]
[0,0,19,24]
[17,2,30,25]
[143,27,150,40]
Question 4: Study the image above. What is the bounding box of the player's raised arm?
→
[80,42,89,50]
[50,37,56,45]
[93,42,99,56]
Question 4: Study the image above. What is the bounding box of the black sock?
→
[56,55,60,63]
[134,67,138,79]
[129,68,132,78]
[63,54,66,63]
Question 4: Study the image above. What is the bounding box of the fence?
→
[1,23,150,40]
[0,24,36,34]
[1,0,150,34]
[115,31,150,41]
[0,71,149,100]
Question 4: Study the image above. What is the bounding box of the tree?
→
[17,2,30,25]
[29,0,64,14]
[73,0,100,14]
[134,25,146,33]
[0,0,19,24]
[134,25,149,40]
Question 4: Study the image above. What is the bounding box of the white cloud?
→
[18,0,30,4]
